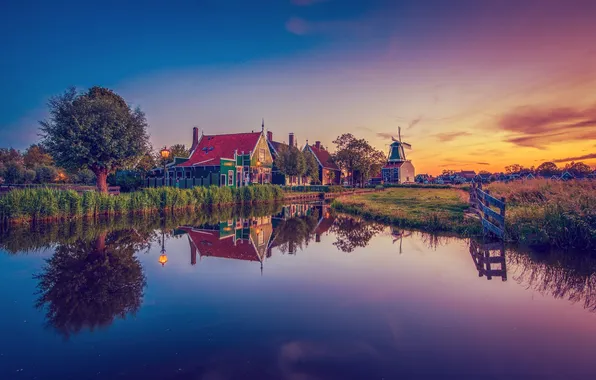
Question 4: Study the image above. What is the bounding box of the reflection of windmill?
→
[391,227,412,254]
[389,126,413,162]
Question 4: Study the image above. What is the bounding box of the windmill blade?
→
[391,136,399,142]
[398,126,402,142]
[402,142,412,149]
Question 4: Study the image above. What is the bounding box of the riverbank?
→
[331,187,481,235]
[0,185,285,224]
[332,181,596,249]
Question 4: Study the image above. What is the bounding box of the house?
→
[525,173,535,180]
[304,141,341,185]
[560,171,575,181]
[381,127,415,184]
[150,126,273,188]
[458,170,477,182]
[478,173,492,183]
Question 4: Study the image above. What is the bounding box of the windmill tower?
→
[381,126,415,184]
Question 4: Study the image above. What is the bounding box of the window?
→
[220,174,226,187]
[186,170,191,179]
[228,170,234,186]
[259,148,265,162]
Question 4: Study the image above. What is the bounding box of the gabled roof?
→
[180,227,262,262]
[267,140,287,157]
[178,132,262,167]
[306,145,340,170]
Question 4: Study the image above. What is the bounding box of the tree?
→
[169,144,190,161]
[565,161,592,177]
[4,161,24,183]
[332,134,385,186]
[304,150,320,184]
[23,144,54,169]
[505,164,524,174]
[0,148,22,165]
[35,165,58,183]
[441,169,456,176]
[276,145,306,183]
[40,87,151,193]
[536,162,559,177]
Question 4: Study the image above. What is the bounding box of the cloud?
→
[499,104,596,149]
[552,153,596,163]
[407,116,422,130]
[434,131,472,142]
[285,17,310,35]
[291,0,328,5]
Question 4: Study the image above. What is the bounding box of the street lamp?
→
[158,229,168,266]
[160,146,171,186]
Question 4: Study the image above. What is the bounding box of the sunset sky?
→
[1,0,595,175]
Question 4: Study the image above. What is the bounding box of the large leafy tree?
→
[169,144,190,160]
[565,161,592,177]
[40,87,151,192]
[536,162,559,177]
[331,133,385,186]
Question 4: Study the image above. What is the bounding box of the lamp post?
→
[158,229,168,266]
[160,146,171,187]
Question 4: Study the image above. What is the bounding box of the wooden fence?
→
[469,239,507,281]
[469,181,506,239]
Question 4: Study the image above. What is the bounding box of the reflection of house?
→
[304,141,341,185]
[150,125,273,188]
[314,205,334,242]
[179,215,273,270]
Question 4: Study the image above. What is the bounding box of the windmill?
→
[389,126,412,162]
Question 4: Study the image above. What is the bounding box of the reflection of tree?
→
[331,215,385,253]
[273,209,320,254]
[507,249,596,312]
[34,229,148,338]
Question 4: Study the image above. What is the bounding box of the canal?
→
[1,202,595,379]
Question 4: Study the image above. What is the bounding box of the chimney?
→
[289,133,295,148]
[315,141,321,149]
[190,127,199,152]
[267,131,273,141]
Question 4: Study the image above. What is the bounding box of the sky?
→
[1,0,595,175]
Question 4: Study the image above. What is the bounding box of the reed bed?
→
[487,179,596,249]
[0,185,285,224]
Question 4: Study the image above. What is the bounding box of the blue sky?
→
[1,0,595,173]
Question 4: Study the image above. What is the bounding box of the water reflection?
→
[34,229,148,339]
[1,201,596,343]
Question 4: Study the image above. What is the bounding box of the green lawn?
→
[332,188,481,234]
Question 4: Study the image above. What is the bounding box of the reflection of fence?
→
[469,181,506,239]
[470,240,507,281]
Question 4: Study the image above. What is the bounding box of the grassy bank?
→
[331,188,481,235]
[332,181,596,249]
[0,185,284,224]
[487,180,595,249]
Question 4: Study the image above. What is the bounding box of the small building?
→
[381,127,415,184]
[151,126,273,188]
[525,173,535,180]
[560,171,575,181]
[304,141,341,185]
[458,170,477,182]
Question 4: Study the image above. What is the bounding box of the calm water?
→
[1,203,595,380]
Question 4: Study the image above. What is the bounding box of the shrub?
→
[35,165,58,183]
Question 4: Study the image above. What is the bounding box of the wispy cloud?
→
[499,104,596,149]
[552,153,596,163]
[407,116,423,130]
[434,131,472,142]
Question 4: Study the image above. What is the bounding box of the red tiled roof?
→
[180,227,261,262]
[178,132,262,167]
[315,216,334,235]
[382,162,404,169]
[308,145,340,170]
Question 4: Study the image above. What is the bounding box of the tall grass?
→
[0,184,285,224]
[487,179,596,249]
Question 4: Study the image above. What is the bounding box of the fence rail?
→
[469,181,506,239]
